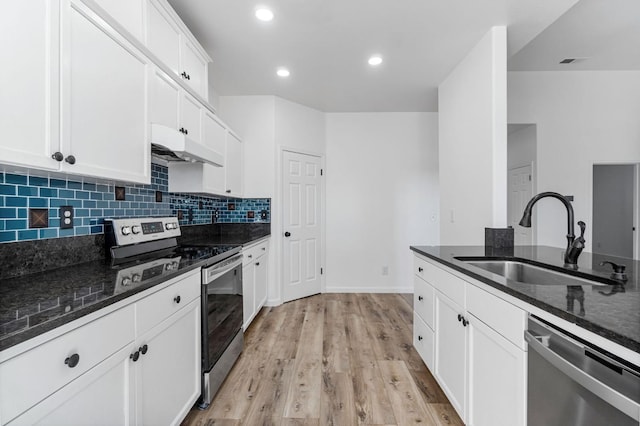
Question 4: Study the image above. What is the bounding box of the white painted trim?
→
[277,145,326,304]
[324,286,414,294]
[634,164,640,260]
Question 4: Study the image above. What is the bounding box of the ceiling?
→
[509,0,640,71]
[168,0,578,112]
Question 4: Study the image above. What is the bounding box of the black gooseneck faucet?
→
[518,191,586,268]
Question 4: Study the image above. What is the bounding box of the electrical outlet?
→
[60,206,74,229]
[382,266,389,276]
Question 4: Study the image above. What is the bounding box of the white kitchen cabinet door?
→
[93,0,144,41]
[135,299,201,426]
[180,92,202,144]
[253,253,268,315]
[61,3,150,184]
[10,345,135,426]
[434,290,467,419]
[145,0,180,74]
[242,262,255,330]
[149,67,181,130]
[202,111,226,158]
[225,132,243,197]
[180,38,207,98]
[467,314,526,426]
[0,0,60,171]
[413,313,435,370]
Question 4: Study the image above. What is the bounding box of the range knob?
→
[131,225,141,234]
[165,223,174,230]
[121,226,131,235]
[132,273,141,282]
[121,276,131,286]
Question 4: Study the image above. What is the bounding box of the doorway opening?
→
[507,123,537,245]
[592,164,639,259]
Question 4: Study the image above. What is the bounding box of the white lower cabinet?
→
[242,239,270,330]
[434,290,467,417]
[467,313,526,426]
[135,299,201,426]
[412,253,526,426]
[9,345,135,426]
[1,271,201,426]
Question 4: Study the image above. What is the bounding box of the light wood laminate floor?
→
[182,293,463,426]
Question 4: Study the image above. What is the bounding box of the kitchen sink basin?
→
[455,257,608,286]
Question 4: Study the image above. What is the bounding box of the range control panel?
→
[105,217,181,246]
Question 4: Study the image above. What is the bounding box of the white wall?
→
[325,112,439,292]
[274,97,326,154]
[508,71,640,252]
[438,26,508,245]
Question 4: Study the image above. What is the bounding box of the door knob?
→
[52,152,64,162]
[284,231,291,237]
[64,155,76,165]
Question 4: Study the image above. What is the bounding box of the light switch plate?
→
[60,206,74,229]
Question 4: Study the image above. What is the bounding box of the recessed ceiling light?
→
[368,55,383,66]
[277,68,290,77]
[255,7,274,22]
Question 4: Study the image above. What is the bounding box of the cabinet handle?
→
[226,190,231,193]
[64,353,80,368]
[187,74,191,80]
[262,247,266,251]
[457,314,463,322]
[248,254,252,259]
[64,155,76,165]
[418,335,423,341]
[418,267,423,272]
[184,128,188,135]
[462,317,469,327]
[51,152,64,162]
[130,351,140,362]
[140,344,148,355]
[181,71,188,79]
[255,262,260,266]
[174,295,181,304]
[179,127,185,134]
[418,295,423,301]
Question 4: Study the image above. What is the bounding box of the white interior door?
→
[282,151,322,302]
[508,165,533,245]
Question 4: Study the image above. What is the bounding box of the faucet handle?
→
[577,221,586,239]
[600,260,628,282]
[600,260,625,274]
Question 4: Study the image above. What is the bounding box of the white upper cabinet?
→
[93,0,144,40]
[146,0,181,74]
[180,92,202,144]
[202,111,226,160]
[0,0,60,171]
[145,0,209,99]
[149,67,181,129]
[61,1,150,184]
[181,38,208,96]
[225,132,243,197]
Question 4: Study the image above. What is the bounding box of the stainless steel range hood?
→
[151,124,224,167]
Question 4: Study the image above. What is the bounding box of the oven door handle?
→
[524,330,639,420]
[203,255,244,283]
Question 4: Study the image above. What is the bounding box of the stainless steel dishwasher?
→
[525,316,640,426]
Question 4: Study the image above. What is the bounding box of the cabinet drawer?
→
[136,272,200,336]
[0,305,135,423]
[242,240,269,266]
[414,275,434,328]
[466,283,526,349]
[413,313,435,371]
[414,255,465,307]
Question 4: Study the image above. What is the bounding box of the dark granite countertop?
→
[0,227,270,353]
[410,245,640,354]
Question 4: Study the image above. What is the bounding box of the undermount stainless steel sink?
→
[455,258,608,286]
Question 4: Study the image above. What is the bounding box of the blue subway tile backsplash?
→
[0,163,270,243]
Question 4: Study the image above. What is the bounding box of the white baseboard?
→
[265,298,283,307]
[324,286,413,294]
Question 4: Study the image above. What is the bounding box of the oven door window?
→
[203,265,243,372]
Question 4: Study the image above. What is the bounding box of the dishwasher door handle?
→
[525,330,640,421]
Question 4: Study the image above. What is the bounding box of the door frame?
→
[507,161,537,245]
[274,145,326,305]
